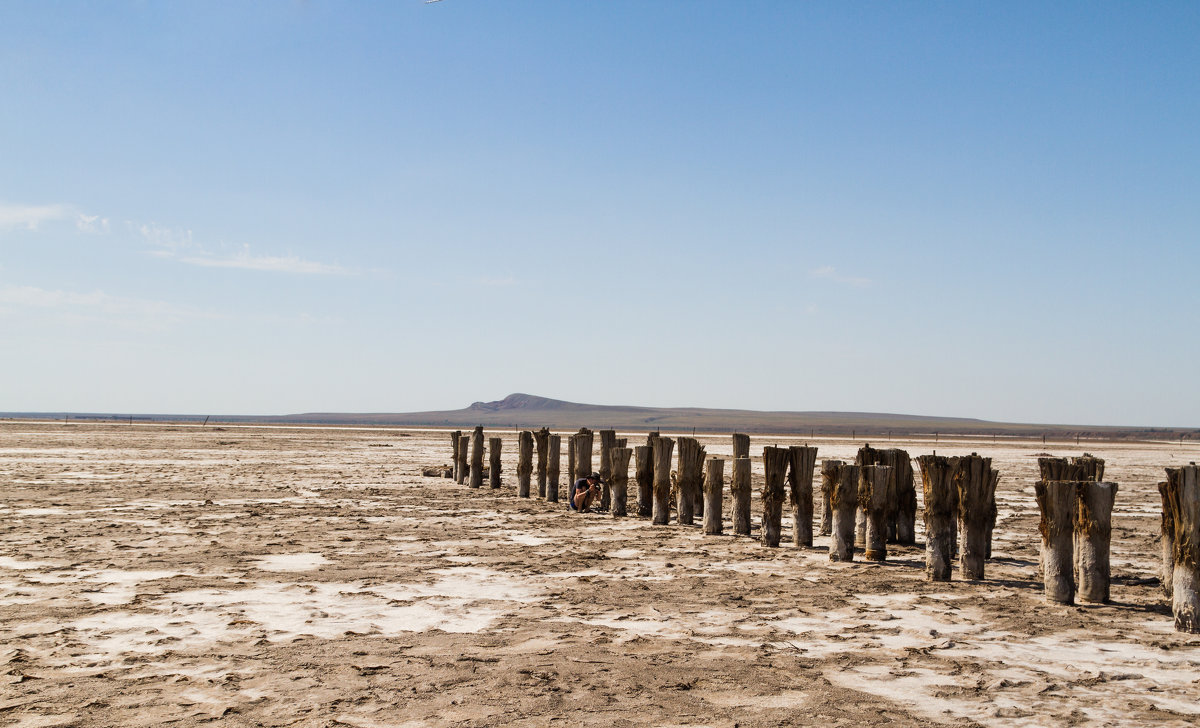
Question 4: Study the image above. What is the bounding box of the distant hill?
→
[5,393,1195,440]
[268,393,1193,440]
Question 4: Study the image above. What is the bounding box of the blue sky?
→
[1,1,1197,425]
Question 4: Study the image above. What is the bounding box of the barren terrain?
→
[2,422,1199,727]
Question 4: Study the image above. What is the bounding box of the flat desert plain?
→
[2,422,1199,728]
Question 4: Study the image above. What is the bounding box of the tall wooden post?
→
[469,426,484,489]
[732,433,750,459]
[819,460,842,537]
[1035,479,1075,604]
[761,446,789,547]
[609,447,632,517]
[1159,481,1175,597]
[883,449,916,545]
[517,431,533,498]
[599,429,617,511]
[1164,465,1200,632]
[634,445,654,517]
[567,434,577,498]
[859,465,892,562]
[703,458,725,535]
[457,435,470,485]
[1075,481,1118,604]
[574,428,594,482]
[829,463,860,562]
[533,427,550,498]
[918,455,956,581]
[956,454,996,580]
[488,437,502,489]
[546,435,561,502]
[677,437,705,526]
[652,437,675,525]
[788,445,818,548]
[450,430,462,483]
[731,457,751,536]
[853,444,878,547]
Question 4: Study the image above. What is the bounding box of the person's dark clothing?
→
[569,477,590,510]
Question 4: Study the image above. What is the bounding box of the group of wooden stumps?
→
[445,427,1200,634]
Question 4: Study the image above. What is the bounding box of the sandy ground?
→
[2,422,1199,727]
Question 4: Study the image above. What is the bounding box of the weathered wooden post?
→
[517,431,533,498]
[1159,480,1175,597]
[859,464,892,562]
[546,434,561,502]
[567,434,577,497]
[635,445,654,517]
[1035,479,1076,604]
[1075,480,1118,603]
[574,428,594,483]
[677,437,705,526]
[731,457,751,536]
[457,434,470,485]
[1073,453,1105,481]
[652,437,675,525]
[450,430,462,482]
[918,455,957,581]
[469,426,484,489]
[733,433,750,459]
[829,463,860,561]
[788,445,818,548]
[761,446,790,547]
[609,447,632,517]
[956,454,997,580]
[598,429,617,511]
[884,450,917,545]
[819,460,842,537]
[1164,465,1200,632]
[533,427,550,498]
[853,444,879,546]
[488,437,502,489]
[702,458,725,535]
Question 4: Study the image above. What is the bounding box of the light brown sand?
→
[2,422,1198,727]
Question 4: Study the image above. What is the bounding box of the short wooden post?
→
[488,437,502,489]
[469,426,484,489]
[1164,465,1200,632]
[819,460,842,537]
[599,429,617,511]
[917,455,956,581]
[546,434,561,502]
[1075,481,1118,604]
[609,447,632,517]
[457,435,469,485]
[1035,480,1075,604]
[788,445,818,548]
[652,437,675,525]
[677,437,705,526]
[1159,481,1174,597]
[516,431,533,498]
[1073,453,1105,481]
[533,427,550,498]
[731,457,751,536]
[761,446,789,547]
[956,454,996,580]
[450,430,462,482]
[829,463,860,561]
[859,464,891,561]
[634,445,654,517]
[703,458,725,535]
[732,433,750,459]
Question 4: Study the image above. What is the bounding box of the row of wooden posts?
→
[447,427,1200,634]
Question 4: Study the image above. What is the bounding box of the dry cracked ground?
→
[2,422,1199,727]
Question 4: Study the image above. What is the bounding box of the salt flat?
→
[2,422,1198,727]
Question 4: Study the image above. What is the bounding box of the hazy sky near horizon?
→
[2,2,1198,426]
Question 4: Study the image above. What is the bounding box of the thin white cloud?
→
[811,265,871,288]
[0,202,73,231]
[137,224,348,275]
[75,214,110,234]
[0,284,213,330]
